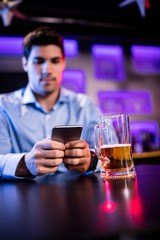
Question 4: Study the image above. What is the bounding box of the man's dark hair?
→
[22,26,65,59]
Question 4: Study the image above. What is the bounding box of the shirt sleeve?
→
[0,153,27,180]
[80,96,101,149]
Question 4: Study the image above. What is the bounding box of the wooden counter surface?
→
[133,150,160,159]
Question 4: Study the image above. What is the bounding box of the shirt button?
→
[46,114,50,119]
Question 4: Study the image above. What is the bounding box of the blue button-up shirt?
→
[0,85,101,179]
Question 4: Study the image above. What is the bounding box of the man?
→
[0,26,101,180]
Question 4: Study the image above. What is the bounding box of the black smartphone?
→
[51,125,83,143]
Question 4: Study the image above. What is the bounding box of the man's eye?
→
[33,59,44,64]
[51,59,61,64]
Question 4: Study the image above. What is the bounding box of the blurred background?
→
[0,0,160,153]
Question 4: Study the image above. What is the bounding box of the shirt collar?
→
[21,85,71,105]
[22,85,37,104]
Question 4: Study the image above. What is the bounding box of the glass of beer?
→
[94,113,136,180]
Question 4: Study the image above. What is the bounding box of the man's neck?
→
[35,90,60,112]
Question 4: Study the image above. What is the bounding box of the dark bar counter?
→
[0,156,160,240]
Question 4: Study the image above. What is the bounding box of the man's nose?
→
[42,61,52,72]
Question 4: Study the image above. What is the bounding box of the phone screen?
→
[51,125,82,143]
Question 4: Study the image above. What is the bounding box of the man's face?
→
[22,45,66,96]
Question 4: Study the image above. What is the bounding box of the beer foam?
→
[100,143,131,149]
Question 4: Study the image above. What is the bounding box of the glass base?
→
[100,168,136,180]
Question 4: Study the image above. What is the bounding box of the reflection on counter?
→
[98,178,144,232]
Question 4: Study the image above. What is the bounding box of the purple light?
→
[63,39,78,57]
[62,70,85,93]
[98,90,153,114]
[130,121,159,147]
[0,37,23,55]
[92,45,125,81]
[0,37,78,57]
[131,45,160,74]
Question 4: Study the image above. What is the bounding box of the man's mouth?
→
[40,77,56,82]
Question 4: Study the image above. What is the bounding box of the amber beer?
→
[100,143,134,172]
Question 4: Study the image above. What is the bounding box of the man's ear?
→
[22,57,28,72]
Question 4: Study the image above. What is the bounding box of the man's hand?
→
[16,139,65,177]
[64,139,91,172]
